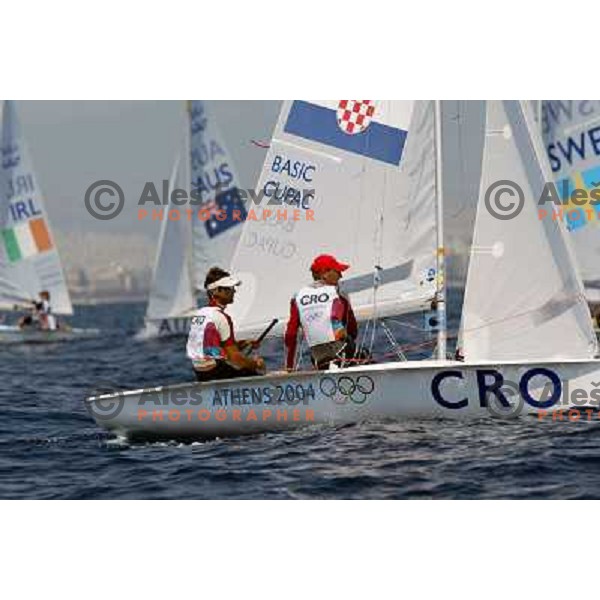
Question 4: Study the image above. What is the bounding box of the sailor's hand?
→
[254,357,266,373]
[239,339,259,351]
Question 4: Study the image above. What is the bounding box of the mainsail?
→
[145,156,195,321]
[227,100,439,336]
[461,100,597,361]
[0,100,73,314]
[541,100,600,303]
[189,101,247,292]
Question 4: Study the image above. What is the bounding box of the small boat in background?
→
[0,100,99,343]
[0,323,99,343]
[135,156,196,340]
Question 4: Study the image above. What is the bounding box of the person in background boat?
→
[186,267,266,382]
[37,291,57,331]
[285,254,358,371]
[18,290,57,330]
[17,300,39,329]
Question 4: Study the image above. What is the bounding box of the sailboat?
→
[540,101,600,323]
[137,100,248,338]
[86,100,600,441]
[136,156,197,339]
[0,100,98,343]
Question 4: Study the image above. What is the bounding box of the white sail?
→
[189,101,247,291]
[541,101,600,302]
[145,156,195,321]
[0,100,73,314]
[461,100,597,361]
[228,100,438,336]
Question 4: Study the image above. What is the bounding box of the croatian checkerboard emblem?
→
[336,100,376,135]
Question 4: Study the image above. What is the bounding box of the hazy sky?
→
[17,101,282,238]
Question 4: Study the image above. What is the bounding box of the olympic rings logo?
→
[319,375,375,405]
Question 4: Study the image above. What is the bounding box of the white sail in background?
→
[145,156,195,321]
[0,100,73,314]
[541,100,600,302]
[228,100,439,336]
[189,101,247,291]
[461,100,597,361]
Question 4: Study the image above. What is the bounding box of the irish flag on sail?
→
[1,218,53,263]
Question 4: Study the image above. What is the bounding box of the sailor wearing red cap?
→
[284,254,358,371]
[187,267,266,382]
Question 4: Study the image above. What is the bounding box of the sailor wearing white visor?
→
[186,267,266,382]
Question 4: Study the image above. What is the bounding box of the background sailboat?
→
[541,101,600,321]
[138,100,248,338]
[137,156,196,339]
[0,100,97,342]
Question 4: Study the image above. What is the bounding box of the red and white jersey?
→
[186,305,235,370]
[285,283,358,369]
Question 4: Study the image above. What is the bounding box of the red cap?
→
[310,254,350,274]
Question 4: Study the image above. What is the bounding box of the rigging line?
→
[356,312,371,355]
[385,316,434,332]
[364,101,389,349]
[369,297,378,354]
[293,334,306,371]
[379,319,407,361]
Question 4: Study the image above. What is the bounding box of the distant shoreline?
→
[71,295,148,306]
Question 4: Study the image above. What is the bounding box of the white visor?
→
[206,276,242,291]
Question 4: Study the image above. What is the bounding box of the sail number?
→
[431,368,563,410]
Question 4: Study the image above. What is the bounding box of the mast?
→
[433,100,447,360]
[184,101,196,303]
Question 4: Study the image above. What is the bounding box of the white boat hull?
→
[85,358,600,441]
[0,324,99,343]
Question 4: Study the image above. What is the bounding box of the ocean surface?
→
[2,298,600,500]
